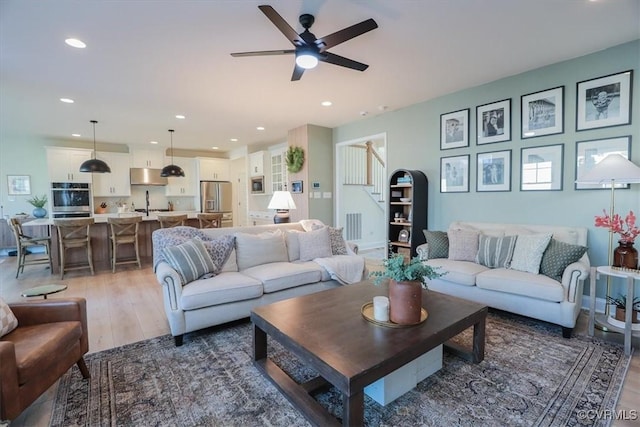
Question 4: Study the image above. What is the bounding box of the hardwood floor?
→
[1,255,638,426]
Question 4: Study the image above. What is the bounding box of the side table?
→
[588,266,639,356]
[21,284,67,299]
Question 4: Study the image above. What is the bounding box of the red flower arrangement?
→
[594,210,640,244]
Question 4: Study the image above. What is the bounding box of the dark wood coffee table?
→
[251,280,488,426]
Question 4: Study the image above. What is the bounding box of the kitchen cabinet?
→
[130,147,165,168]
[270,146,287,192]
[249,151,268,177]
[46,147,93,183]
[197,158,229,181]
[387,169,428,260]
[165,157,198,196]
[92,152,131,197]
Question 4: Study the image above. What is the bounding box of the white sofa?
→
[417,221,590,337]
[153,221,365,345]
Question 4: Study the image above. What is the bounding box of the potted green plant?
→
[26,194,48,218]
[370,254,443,325]
[606,294,640,324]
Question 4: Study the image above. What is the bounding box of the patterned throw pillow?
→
[422,230,449,259]
[199,234,235,274]
[540,239,588,282]
[476,235,518,268]
[509,234,552,274]
[162,238,217,285]
[298,227,333,261]
[328,227,348,255]
[447,229,480,262]
[0,297,18,337]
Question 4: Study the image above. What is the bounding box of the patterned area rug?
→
[50,311,630,427]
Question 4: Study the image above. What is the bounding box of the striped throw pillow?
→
[163,238,217,285]
[476,235,518,268]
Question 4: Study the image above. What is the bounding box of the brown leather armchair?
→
[0,298,90,421]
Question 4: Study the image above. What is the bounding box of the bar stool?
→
[107,216,142,272]
[197,212,223,229]
[157,214,187,228]
[53,218,95,279]
[8,218,53,278]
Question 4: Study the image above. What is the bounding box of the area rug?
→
[50,311,630,427]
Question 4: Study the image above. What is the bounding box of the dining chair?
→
[7,217,53,278]
[53,217,95,279]
[107,216,143,272]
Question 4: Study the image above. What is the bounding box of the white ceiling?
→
[1,0,639,154]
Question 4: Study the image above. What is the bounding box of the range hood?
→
[130,168,168,186]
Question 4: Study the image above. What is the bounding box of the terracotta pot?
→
[388,280,423,325]
[615,307,640,324]
[612,240,638,269]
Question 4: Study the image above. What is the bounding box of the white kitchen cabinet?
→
[197,158,229,181]
[130,147,165,168]
[270,145,287,192]
[46,147,93,183]
[249,151,268,177]
[165,157,198,196]
[92,152,131,197]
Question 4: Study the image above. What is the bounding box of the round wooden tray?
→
[361,301,428,328]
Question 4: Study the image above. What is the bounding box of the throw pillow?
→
[422,230,449,259]
[540,239,588,282]
[328,227,348,255]
[162,238,217,285]
[300,219,325,231]
[0,297,18,338]
[285,230,302,261]
[234,230,288,270]
[509,233,552,274]
[298,227,333,261]
[199,234,235,274]
[476,235,517,268]
[447,229,479,262]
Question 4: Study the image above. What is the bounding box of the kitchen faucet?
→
[145,190,150,216]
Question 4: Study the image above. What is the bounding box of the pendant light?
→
[160,129,185,177]
[79,120,111,173]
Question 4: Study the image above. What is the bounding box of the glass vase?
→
[612,240,638,269]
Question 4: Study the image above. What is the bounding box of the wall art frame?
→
[477,150,511,192]
[291,180,303,194]
[440,154,470,193]
[521,86,564,139]
[576,70,633,131]
[476,99,511,145]
[575,135,631,190]
[440,108,469,150]
[520,144,564,191]
[7,175,31,195]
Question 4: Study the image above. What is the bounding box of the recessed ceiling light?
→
[230,138,238,142]
[321,101,332,107]
[65,38,86,48]
[211,147,219,150]
[256,126,265,131]
[72,133,81,137]
[60,98,74,103]
[175,114,186,119]
[149,140,158,144]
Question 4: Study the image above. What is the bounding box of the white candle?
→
[373,296,389,322]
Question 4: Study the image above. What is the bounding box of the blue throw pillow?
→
[162,238,217,285]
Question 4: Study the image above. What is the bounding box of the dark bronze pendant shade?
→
[161,129,185,177]
[79,120,111,173]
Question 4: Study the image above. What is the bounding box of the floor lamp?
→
[268,191,297,223]
[575,153,640,326]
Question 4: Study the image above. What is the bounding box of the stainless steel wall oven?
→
[50,182,92,218]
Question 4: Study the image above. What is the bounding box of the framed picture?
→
[521,86,564,138]
[440,108,469,150]
[291,180,303,194]
[476,99,511,145]
[520,144,564,191]
[576,70,633,131]
[575,136,631,190]
[7,175,31,195]
[477,150,511,192]
[440,155,469,193]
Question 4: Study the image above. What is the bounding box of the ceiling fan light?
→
[296,52,318,69]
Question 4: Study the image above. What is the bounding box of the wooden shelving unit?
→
[387,169,428,260]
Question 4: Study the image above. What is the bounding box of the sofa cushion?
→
[242,262,323,293]
[476,268,564,302]
[298,227,333,261]
[476,235,517,268]
[180,272,263,310]
[539,239,588,282]
[328,227,348,255]
[424,259,489,286]
[199,234,235,274]
[422,230,449,259]
[448,229,479,262]
[0,297,18,338]
[509,233,552,274]
[235,230,288,270]
[162,238,217,285]
[285,230,302,261]
[220,248,238,272]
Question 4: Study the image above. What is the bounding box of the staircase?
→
[342,141,385,207]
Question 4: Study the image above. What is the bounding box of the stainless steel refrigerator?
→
[200,181,233,227]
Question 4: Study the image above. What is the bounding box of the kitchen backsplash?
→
[94,186,196,213]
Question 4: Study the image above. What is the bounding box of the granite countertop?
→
[22,211,199,226]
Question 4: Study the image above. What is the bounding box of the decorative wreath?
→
[285,146,305,173]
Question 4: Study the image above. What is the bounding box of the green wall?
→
[334,40,640,280]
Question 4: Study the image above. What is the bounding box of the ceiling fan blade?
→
[231,49,295,57]
[317,18,378,51]
[291,65,305,81]
[258,5,304,46]
[320,52,369,71]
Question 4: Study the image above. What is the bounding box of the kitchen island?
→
[22,211,205,275]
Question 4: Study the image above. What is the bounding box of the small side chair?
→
[157,214,187,229]
[107,216,142,272]
[7,218,53,278]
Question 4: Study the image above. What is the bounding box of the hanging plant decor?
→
[285,146,305,173]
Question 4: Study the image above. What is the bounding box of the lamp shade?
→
[160,164,185,177]
[268,191,297,210]
[79,158,111,173]
[575,154,640,184]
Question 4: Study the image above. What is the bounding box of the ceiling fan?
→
[231,5,378,81]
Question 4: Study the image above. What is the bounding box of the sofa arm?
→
[346,241,359,254]
[9,298,86,326]
[156,261,184,311]
[416,243,430,261]
[0,341,19,420]
[562,260,590,303]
